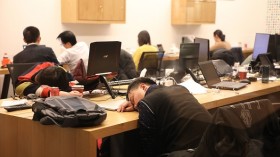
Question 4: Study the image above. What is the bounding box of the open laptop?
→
[87,41,121,99]
[199,61,248,90]
[87,41,121,76]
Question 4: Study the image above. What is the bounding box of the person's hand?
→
[117,101,135,112]
[69,91,83,97]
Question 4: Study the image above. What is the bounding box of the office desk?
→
[1,81,280,157]
[0,68,10,99]
[163,54,179,61]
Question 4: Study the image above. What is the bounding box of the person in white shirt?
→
[57,31,89,74]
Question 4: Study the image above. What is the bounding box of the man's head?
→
[36,66,71,91]
[23,26,41,44]
[126,77,156,109]
[57,31,77,49]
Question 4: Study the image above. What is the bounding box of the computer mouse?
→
[240,79,251,84]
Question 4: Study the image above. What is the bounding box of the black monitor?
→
[182,36,192,43]
[267,34,280,62]
[178,43,200,71]
[194,37,210,62]
[88,41,121,99]
[252,33,270,61]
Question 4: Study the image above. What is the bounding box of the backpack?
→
[32,96,107,127]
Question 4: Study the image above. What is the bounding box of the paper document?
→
[1,99,28,107]
[179,79,207,94]
[97,99,126,111]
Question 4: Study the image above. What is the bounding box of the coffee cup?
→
[71,85,84,93]
[238,67,247,80]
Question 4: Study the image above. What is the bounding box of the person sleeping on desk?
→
[15,62,82,98]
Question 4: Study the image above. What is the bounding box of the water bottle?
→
[1,53,11,68]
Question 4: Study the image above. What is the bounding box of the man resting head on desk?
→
[117,77,212,157]
[15,62,82,98]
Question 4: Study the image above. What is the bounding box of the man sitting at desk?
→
[118,77,212,157]
[57,30,89,75]
[13,26,59,64]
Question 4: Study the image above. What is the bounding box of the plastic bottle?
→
[2,53,11,68]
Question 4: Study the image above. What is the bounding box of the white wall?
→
[0,0,268,96]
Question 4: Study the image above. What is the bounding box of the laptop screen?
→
[87,41,121,76]
[199,61,221,86]
[252,33,270,60]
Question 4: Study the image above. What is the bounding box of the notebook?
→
[97,99,126,111]
[198,61,248,90]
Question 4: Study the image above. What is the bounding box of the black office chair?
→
[193,99,280,157]
[138,51,165,77]
[231,47,244,64]
[7,63,37,96]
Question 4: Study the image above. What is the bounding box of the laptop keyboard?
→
[108,79,135,86]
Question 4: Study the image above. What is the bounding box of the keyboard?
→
[108,79,134,86]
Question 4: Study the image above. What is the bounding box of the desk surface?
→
[1,80,280,157]
[0,68,9,75]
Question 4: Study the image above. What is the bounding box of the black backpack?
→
[32,96,107,127]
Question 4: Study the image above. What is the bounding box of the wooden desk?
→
[0,68,10,99]
[1,81,280,157]
[163,54,179,61]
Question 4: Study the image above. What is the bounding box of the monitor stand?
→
[99,75,116,99]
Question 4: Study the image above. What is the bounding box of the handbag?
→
[32,96,107,127]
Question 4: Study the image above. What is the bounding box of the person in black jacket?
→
[115,49,137,80]
[118,77,212,157]
[13,26,59,64]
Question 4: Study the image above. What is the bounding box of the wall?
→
[0,0,268,96]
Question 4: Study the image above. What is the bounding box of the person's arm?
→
[117,101,135,112]
[57,50,70,65]
[137,101,157,157]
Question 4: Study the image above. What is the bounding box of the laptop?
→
[199,61,248,90]
[257,53,276,75]
[87,41,121,76]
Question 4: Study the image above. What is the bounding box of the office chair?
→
[231,47,244,64]
[138,51,165,77]
[7,63,37,96]
[193,99,280,157]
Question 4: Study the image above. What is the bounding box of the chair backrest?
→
[231,47,244,64]
[138,51,165,77]
[7,63,37,95]
[193,99,280,157]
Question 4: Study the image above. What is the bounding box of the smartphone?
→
[261,65,269,83]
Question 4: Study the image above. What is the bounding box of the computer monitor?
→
[182,36,192,43]
[252,33,270,61]
[194,37,210,62]
[178,43,200,71]
[88,41,121,99]
[267,34,280,62]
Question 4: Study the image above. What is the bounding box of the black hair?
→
[36,66,71,92]
[138,30,151,46]
[57,30,77,46]
[214,29,226,41]
[23,26,40,44]
[126,77,156,100]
